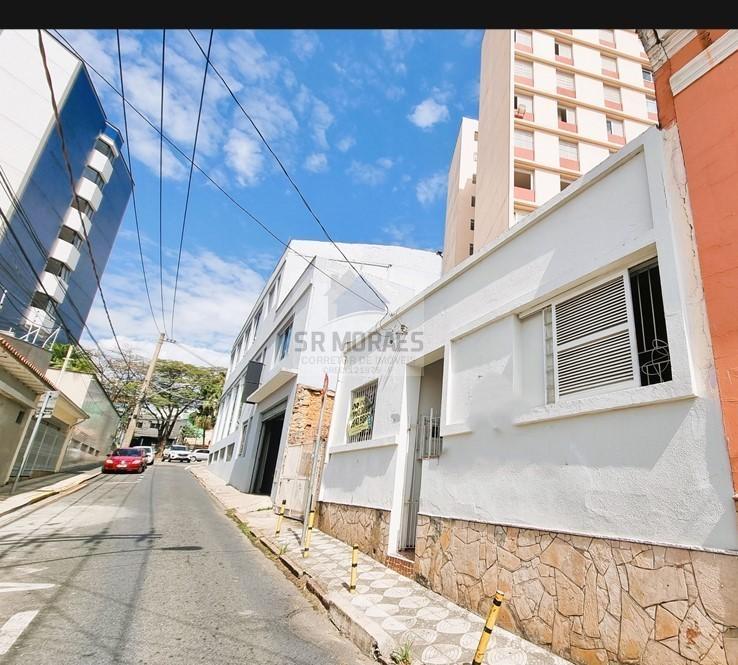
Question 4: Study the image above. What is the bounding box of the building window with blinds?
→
[347,380,378,443]
[543,261,671,402]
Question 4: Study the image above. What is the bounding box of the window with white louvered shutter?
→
[551,275,637,399]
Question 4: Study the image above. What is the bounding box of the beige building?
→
[442,29,658,273]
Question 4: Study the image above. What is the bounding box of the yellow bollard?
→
[471,591,505,665]
[275,499,286,538]
[349,544,358,592]
[302,509,315,558]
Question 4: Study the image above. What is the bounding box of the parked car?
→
[162,446,172,461]
[131,446,155,465]
[167,445,191,463]
[102,448,146,474]
[189,449,209,462]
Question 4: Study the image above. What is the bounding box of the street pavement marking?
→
[0,583,55,594]
[0,610,39,655]
[10,567,47,576]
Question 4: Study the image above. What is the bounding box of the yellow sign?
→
[348,395,371,436]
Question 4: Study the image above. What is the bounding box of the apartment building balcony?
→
[62,207,92,236]
[24,305,55,331]
[40,272,67,303]
[75,178,102,212]
[49,238,81,271]
[87,149,114,183]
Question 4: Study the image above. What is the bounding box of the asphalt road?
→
[0,464,372,664]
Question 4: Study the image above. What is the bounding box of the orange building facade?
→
[640,29,738,509]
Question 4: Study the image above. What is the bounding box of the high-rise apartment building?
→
[0,30,132,343]
[442,29,658,274]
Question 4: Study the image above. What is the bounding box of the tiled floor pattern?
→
[275,525,571,665]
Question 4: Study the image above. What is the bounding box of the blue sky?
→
[58,29,484,365]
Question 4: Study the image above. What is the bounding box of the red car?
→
[102,448,146,474]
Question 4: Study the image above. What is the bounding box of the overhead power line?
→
[188,29,389,315]
[171,28,213,338]
[36,29,133,371]
[49,30,388,315]
[115,29,162,335]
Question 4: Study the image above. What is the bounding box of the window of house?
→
[71,196,94,218]
[226,444,235,461]
[469,243,474,255]
[604,84,621,106]
[243,324,252,351]
[515,60,533,81]
[514,169,533,191]
[31,292,55,316]
[557,105,576,126]
[560,177,574,191]
[642,68,654,84]
[559,140,579,163]
[276,321,293,361]
[94,138,115,159]
[646,97,657,115]
[599,29,615,46]
[46,258,71,282]
[514,30,533,48]
[252,306,262,338]
[474,130,479,141]
[347,380,378,443]
[136,421,143,428]
[267,284,276,310]
[238,419,250,457]
[514,129,534,152]
[514,93,533,117]
[470,218,475,230]
[471,195,476,207]
[606,117,625,137]
[58,226,83,248]
[472,173,477,184]
[542,261,670,402]
[15,410,25,424]
[82,166,105,189]
[601,55,618,75]
[554,41,572,60]
[556,70,575,92]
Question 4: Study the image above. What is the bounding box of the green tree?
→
[49,343,98,374]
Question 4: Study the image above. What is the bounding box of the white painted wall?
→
[321,129,738,552]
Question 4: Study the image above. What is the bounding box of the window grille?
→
[347,380,377,443]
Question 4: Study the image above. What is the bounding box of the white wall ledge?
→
[514,381,697,426]
[328,435,398,455]
[440,422,473,438]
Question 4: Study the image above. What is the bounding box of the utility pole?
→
[59,343,74,376]
[121,332,165,448]
[301,373,330,545]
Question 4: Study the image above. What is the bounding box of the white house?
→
[318,129,738,664]
[208,240,441,518]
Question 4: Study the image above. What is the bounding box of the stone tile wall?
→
[316,501,390,564]
[415,514,738,665]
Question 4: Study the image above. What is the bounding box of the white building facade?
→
[209,240,441,518]
[319,130,738,664]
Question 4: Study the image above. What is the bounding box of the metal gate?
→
[400,410,442,550]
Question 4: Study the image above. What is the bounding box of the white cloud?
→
[224,129,264,186]
[337,136,356,152]
[379,30,419,75]
[385,85,405,101]
[381,223,415,245]
[85,248,266,366]
[304,152,328,173]
[291,30,321,60]
[346,158,394,186]
[416,172,447,205]
[311,98,334,149]
[408,98,449,129]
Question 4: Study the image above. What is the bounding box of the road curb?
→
[0,471,102,519]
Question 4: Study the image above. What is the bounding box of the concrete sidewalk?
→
[0,467,101,518]
[190,465,572,665]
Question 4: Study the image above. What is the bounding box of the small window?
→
[82,165,105,189]
[238,419,250,457]
[276,321,292,361]
[514,129,534,151]
[226,443,234,461]
[469,243,474,255]
[472,173,477,184]
[267,284,276,310]
[514,93,533,117]
[646,97,657,115]
[604,84,621,105]
[46,258,71,282]
[31,292,55,316]
[601,55,618,75]
[94,138,115,159]
[554,41,572,60]
[136,421,143,428]
[252,306,262,337]
[474,130,479,141]
[243,324,252,350]
[599,29,615,46]
[642,68,654,84]
[15,410,25,424]
[59,226,83,248]
[515,59,533,81]
[347,380,378,443]
[514,30,532,48]
[470,218,475,230]
[559,140,578,162]
[557,105,576,125]
[514,169,533,190]
[606,117,624,137]
[71,196,94,218]
[471,195,476,207]
[556,70,575,91]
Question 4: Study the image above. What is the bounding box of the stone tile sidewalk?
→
[190,465,572,665]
